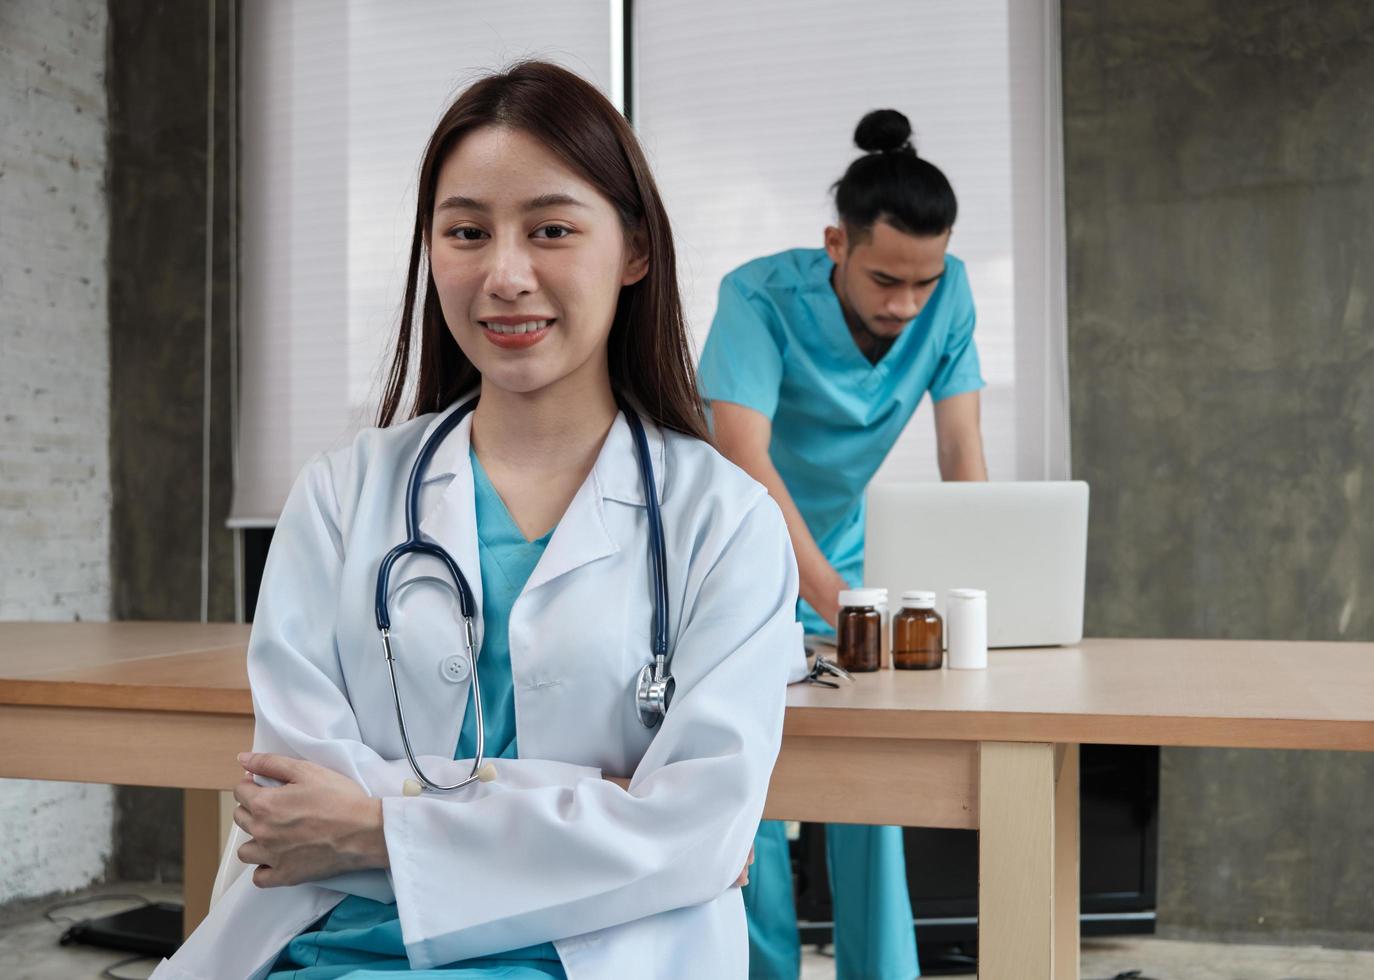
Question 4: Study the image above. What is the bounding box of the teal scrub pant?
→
[743,820,920,980]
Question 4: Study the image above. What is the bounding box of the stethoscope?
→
[374,395,673,796]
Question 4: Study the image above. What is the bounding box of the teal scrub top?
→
[268,450,565,979]
[697,248,983,633]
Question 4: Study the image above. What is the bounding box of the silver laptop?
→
[863,481,1089,648]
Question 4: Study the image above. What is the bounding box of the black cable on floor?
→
[41,893,160,978]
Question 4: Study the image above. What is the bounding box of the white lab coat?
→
[153,400,803,980]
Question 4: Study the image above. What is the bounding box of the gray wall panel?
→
[1062,0,1374,941]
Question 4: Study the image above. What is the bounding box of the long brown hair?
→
[376,61,709,442]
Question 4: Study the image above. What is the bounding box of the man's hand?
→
[234,752,387,888]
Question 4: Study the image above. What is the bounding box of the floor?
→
[0,882,180,980]
[3,882,1373,980]
[798,937,1374,980]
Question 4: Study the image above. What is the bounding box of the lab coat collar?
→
[508,411,667,595]
[414,395,668,509]
[591,410,668,509]
[415,393,479,485]
[410,396,667,601]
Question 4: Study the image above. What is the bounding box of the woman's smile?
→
[478,315,557,350]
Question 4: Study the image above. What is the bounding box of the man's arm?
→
[711,400,849,629]
[933,390,988,481]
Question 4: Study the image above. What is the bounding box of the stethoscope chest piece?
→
[636,658,675,728]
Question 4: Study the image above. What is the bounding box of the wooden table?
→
[3,623,1373,979]
[0,622,253,936]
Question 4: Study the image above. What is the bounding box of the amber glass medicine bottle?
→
[836,588,884,673]
[893,590,943,670]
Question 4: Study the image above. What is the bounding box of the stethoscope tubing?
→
[375,395,670,794]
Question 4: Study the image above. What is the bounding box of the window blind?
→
[230,0,613,525]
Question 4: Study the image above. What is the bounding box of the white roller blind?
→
[633,0,1069,484]
[231,0,612,526]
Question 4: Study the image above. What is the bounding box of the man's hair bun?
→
[854,108,914,155]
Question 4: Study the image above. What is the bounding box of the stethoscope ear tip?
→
[402,764,496,796]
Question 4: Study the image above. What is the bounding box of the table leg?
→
[1054,745,1081,979]
[978,742,1079,980]
[183,788,235,937]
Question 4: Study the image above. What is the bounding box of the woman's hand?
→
[234,752,387,888]
[733,845,755,888]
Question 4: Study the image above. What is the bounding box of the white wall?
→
[0,0,115,904]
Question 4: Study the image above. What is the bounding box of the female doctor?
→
[154,61,800,980]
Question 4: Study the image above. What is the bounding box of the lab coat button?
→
[440,655,470,683]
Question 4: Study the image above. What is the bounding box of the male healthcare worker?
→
[698,109,988,979]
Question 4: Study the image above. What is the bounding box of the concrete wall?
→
[1062,0,1374,945]
[0,0,115,904]
[0,0,236,900]
[107,0,238,882]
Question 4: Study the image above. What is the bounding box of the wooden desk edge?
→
[0,679,253,715]
[783,709,1374,752]
[5,689,1372,752]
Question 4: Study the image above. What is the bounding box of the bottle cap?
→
[947,588,986,601]
[838,588,885,609]
[901,590,936,609]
